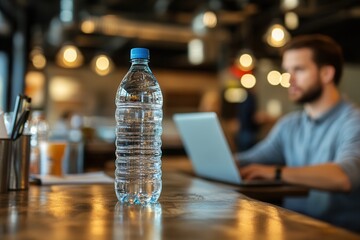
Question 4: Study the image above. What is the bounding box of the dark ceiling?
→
[1,0,360,71]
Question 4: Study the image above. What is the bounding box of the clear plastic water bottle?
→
[115,48,163,205]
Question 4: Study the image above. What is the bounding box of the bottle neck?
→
[131,58,149,65]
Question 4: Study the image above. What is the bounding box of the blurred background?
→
[1,0,360,169]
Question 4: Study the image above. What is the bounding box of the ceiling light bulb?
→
[96,55,110,71]
[56,44,83,68]
[265,23,291,48]
[63,47,78,63]
[271,27,285,42]
[91,54,114,76]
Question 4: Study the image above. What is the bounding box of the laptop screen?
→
[173,112,242,184]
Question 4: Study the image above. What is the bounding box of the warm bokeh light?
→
[92,54,113,76]
[281,0,299,10]
[272,27,285,42]
[280,72,291,88]
[285,12,299,30]
[81,19,96,34]
[265,24,290,48]
[267,70,282,85]
[64,47,77,63]
[241,74,256,89]
[238,53,254,71]
[224,88,248,103]
[96,55,110,71]
[56,44,84,68]
[30,47,47,69]
[202,11,217,28]
[192,10,217,35]
[32,53,47,69]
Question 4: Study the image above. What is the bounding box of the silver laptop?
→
[173,112,282,186]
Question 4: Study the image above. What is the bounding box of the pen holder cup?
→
[9,135,31,190]
[0,139,12,193]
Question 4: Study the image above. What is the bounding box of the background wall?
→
[45,64,220,124]
[45,62,360,124]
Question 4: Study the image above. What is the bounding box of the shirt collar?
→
[303,99,345,124]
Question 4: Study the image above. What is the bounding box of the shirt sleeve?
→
[235,116,287,166]
[335,110,360,189]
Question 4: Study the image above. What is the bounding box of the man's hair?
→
[281,34,344,86]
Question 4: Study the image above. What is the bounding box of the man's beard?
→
[294,81,323,104]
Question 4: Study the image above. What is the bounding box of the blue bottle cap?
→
[130,48,150,59]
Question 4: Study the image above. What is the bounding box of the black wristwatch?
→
[275,166,282,181]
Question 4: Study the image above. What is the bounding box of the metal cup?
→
[9,135,31,190]
[0,139,12,193]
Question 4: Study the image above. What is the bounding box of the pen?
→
[13,109,30,140]
[10,95,32,140]
[10,95,23,140]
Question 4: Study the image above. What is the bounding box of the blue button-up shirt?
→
[237,99,360,232]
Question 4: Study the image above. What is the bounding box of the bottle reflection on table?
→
[113,202,162,239]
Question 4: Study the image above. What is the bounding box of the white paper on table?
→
[31,172,114,185]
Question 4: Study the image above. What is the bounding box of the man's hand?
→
[239,163,352,192]
[239,164,276,180]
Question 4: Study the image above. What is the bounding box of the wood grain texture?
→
[0,161,359,239]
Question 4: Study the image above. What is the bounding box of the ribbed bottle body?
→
[115,56,163,205]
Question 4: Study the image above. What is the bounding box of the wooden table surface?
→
[0,158,359,239]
